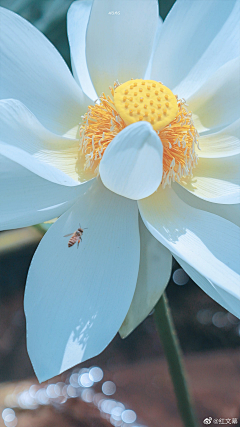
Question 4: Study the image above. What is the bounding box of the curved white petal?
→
[0,154,92,230]
[0,141,80,187]
[99,122,163,200]
[138,186,240,292]
[24,179,140,382]
[210,284,240,320]
[197,119,240,158]
[179,155,240,204]
[0,99,96,184]
[0,99,84,182]
[144,17,163,79]
[67,0,97,100]
[173,183,240,227]
[173,2,240,99]
[175,256,240,319]
[119,215,172,338]
[0,7,91,134]
[86,0,159,95]
[150,0,239,98]
[188,57,240,130]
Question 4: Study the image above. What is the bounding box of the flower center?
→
[79,79,199,187]
[114,79,178,131]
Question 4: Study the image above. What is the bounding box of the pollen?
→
[158,98,199,188]
[114,79,178,131]
[79,79,199,188]
[79,90,126,173]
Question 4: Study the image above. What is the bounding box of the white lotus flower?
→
[0,0,239,382]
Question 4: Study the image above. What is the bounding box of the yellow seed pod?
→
[114,79,178,131]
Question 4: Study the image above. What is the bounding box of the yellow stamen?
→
[158,99,199,187]
[79,92,126,172]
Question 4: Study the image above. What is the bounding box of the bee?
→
[64,225,87,248]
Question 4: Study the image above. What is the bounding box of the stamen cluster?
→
[79,83,125,173]
[79,82,199,187]
[158,98,199,188]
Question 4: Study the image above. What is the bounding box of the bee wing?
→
[64,233,73,237]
